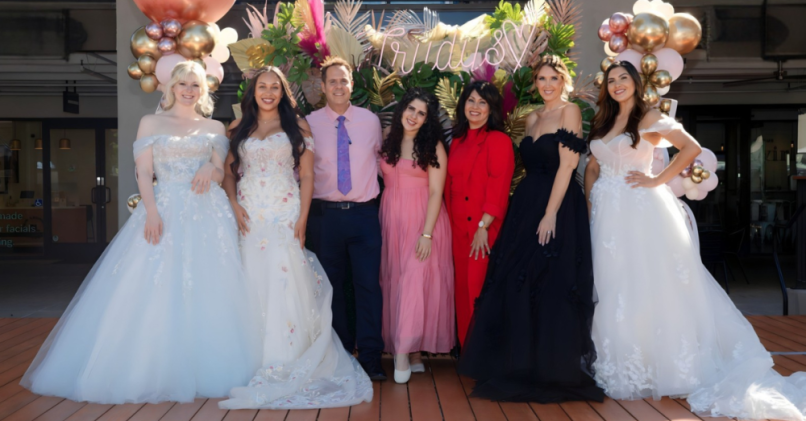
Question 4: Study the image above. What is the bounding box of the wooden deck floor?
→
[1,316,805,421]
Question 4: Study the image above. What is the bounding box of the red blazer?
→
[445,128,515,237]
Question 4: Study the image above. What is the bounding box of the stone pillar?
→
[115,0,155,228]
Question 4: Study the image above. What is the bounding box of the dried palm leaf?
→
[244,2,271,39]
[333,0,371,41]
[546,0,583,33]
[570,73,598,105]
[327,26,366,67]
[434,77,462,123]
[368,69,399,108]
[523,0,548,26]
[492,69,509,95]
[229,38,274,72]
[505,104,540,147]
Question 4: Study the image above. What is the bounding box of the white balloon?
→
[667,174,686,197]
[657,85,670,95]
[211,43,231,63]
[685,188,699,200]
[634,0,675,20]
[696,189,708,200]
[701,172,718,191]
[219,27,239,46]
[654,48,685,81]
[682,176,696,191]
[604,43,619,57]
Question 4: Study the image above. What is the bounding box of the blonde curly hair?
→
[162,61,215,117]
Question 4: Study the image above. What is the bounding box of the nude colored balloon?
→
[155,54,186,84]
[667,175,685,197]
[132,0,235,24]
[653,48,684,81]
[203,56,224,83]
[615,49,643,71]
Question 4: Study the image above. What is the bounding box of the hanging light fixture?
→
[10,139,21,150]
[59,129,71,150]
[34,138,43,149]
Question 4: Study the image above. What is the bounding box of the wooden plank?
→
[34,399,88,421]
[348,382,380,421]
[762,316,806,334]
[587,398,636,421]
[64,404,114,421]
[759,316,806,337]
[749,319,806,351]
[456,371,505,421]
[129,401,175,421]
[253,408,289,421]
[429,358,475,421]
[190,398,229,421]
[499,402,539,421]
[222,408,259,421]
[0,346,40,378]
[379,357,409,421]
[559,401,604,421]
[95,403,146,421]
[161,398,207,421]
[0,319,36,336]
[612,400,666,421]
[772,355,806,373]
[529,403,571,421]
[0,319,24,329]
[0,375,24,404]
[0,319,51,351]
[673,398,732,421]
[0,330,51,365]
[316,406,348,421]
[644,397,699,421]
[0,352,35,387]
[284,409,317,421]
[408,357,443,421]
[3,395,64,421]
[0,389,40,420]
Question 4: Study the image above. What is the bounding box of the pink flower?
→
[283,198,288,202]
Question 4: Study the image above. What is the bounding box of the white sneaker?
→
[394,367,411,383]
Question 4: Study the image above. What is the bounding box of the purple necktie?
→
[336,116,352,195]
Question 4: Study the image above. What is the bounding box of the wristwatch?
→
[478,220,488,230]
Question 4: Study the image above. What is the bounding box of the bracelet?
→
[421,233,433,239]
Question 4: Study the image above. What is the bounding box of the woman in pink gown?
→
[379,88,454,384]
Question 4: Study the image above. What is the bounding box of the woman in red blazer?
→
[446,81,515,347]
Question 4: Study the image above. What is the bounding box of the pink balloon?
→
[599,23,614,42]
[697,148,718,171]
[203,56,224,82]
[667,175,685,197]
[615,49,643,71]
[158,37,176,54]
[145,22,163,40]
[155,54,185,84]
[696,189,708,200]
[609,34,629,54]
[700,172,718,192]
[609,12,631,34]
[654,48,685,81]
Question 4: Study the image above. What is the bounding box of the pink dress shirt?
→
[307,104,382,202]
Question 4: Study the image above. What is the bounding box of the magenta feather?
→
[298,0,330,67]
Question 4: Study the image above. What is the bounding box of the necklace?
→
[542,103,567,113]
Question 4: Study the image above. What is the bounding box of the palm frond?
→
[546,0,583,33]
[570,73,598,104]
[368,69,399,108]
[244,2,270,38]
[229,38,274,72]
[505,104,540,147]
[434,77,462,123]
[523,0,547,25]
[333,0,371,42]
[327,26,366,67]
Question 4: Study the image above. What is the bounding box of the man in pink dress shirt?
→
[306,57,386,381]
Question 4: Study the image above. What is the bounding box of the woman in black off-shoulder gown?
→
[458,126,604,403]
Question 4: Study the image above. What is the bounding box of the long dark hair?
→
[453,81,506,141]
[228,66,306,178]
[588,61,649,148]
[381,88,445,170]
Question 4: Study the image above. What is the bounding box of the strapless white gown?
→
[589,117,806,420]
[20,133,262,404]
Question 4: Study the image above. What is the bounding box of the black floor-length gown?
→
[458,129,604,403]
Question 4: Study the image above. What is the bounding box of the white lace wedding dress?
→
[589,117,806,420]
[21,133,263,404]
[219,133,373,410]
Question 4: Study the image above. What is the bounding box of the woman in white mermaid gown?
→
[20,62,262,404]
[585,61,806,421]
[219,67,372,410]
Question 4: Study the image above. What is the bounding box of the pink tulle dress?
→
[379,158,455,354]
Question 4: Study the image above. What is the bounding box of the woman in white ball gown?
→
[20,61,262,404]
[218,66,372,410]
[585,60,806,421]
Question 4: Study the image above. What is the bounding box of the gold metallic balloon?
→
[627,12,669,54]
[650,70,672,89]
[206,75,220,92]
[140,74,159,93]
[691,174,703,184]
[127,62,144,80]
[692,165,704,176]
[131,26,163,60]
[176,20,216,59]
[666,13,702,55]
[192,58,207,69]
[137,54,157,74]
[128,195,142,208]
[701,170,711,180]
[659,99,672,114]
[641,54,658,76]
[600,57,616,73]
[643,84,659,105]
[594,71,605,89]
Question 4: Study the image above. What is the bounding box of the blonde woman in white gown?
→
[585,60,806,421]
[20,61,262,404]
[219,66,372,410]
